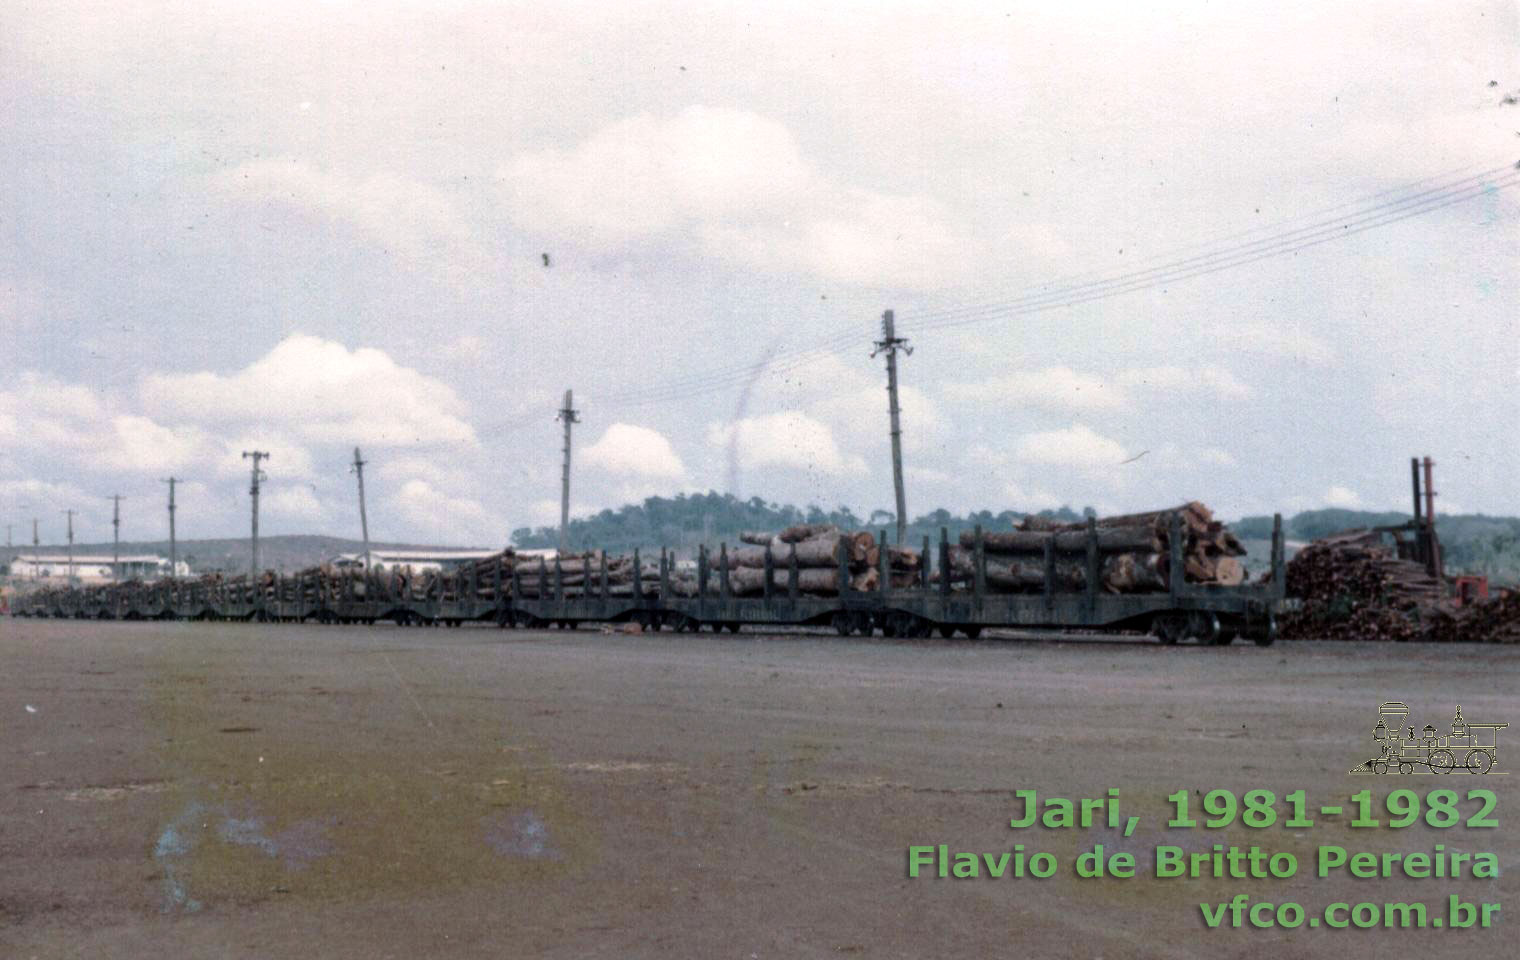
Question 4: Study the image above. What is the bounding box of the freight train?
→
[10,511,1289,645]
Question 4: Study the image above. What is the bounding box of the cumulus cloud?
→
[501,107,811,244]
[389,479,498,544]
[498,105,967,290]
[817,383,943,454]
[707,411,867,476]
[1014,423,1128,468]
[581,423,686,479]
[142,335,476,447]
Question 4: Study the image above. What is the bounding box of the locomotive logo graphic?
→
[1350,702,1507,776]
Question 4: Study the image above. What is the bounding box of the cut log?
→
[958,525,1162,555]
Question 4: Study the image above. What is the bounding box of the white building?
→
[8,553,189,582]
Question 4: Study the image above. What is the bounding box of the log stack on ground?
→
[1423,591,1520,644]
[1279,530,1447,641]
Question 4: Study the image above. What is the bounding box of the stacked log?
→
[1280,530,1447,641]
[718,527,905,596]
[941,502,1245,593]
[1423,591,1520,644]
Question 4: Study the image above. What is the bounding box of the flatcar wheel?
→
[1153,614,1185,645]
[938,624,955,639]
[962,625,982,640]
[832,612,852,637]
[1253,614,1277,647]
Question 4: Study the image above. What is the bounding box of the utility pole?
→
[351,447,371,571]
[556,389,580,554]
[109,493,125,578]
[32,517,39,548]
[62,508,76,584]
[242,451,269,576]
[161,477,179,577]
[872,308,912,545]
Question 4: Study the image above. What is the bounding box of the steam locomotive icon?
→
[1350,702,1507,775]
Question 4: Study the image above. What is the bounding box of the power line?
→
[596,161,1520,407]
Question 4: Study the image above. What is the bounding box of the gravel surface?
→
[2,619,1515,958]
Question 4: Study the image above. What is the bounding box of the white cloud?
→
[501,106,811,246]
[816,383,943,454]
[209,158,483,272]
[1014,423,1128,468]
[581,423,686,479]
[707,411,868,476]
[390,479,498,544]
[945,366,1126,413]
[498,106,967,290]
[262,485,328,526]
[1324,485,1364,509]
[1003,481,1063,512]
[142,335,476,448]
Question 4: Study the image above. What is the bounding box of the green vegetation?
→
[510,492,1092,554]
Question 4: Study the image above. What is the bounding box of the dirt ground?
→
[1,619,1515,959]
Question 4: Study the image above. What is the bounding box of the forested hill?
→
[511,492,1094,553]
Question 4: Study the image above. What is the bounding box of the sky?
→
[1,0,1517,548]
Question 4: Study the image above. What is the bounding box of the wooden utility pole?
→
[161,477,179,577]
[242,451,269,575]
[352,447,371,571]
[62,508,76,583]
[872,309,912,545]
[556,390,580,554]
[108,493,126,578]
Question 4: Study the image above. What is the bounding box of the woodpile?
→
[723,525,904,596]
[938,502,1246,593]
[1280,530,1447,641]
[1423,591,1520,644]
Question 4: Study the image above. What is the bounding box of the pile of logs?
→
[938,502,1247,594]
[1423,591,1520,644]
[723,524,902,596]
[1280,530,1448,641]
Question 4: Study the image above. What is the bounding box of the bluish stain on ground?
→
[155,800,337,909]
[483,810,562,860]
[154,802,205,913]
